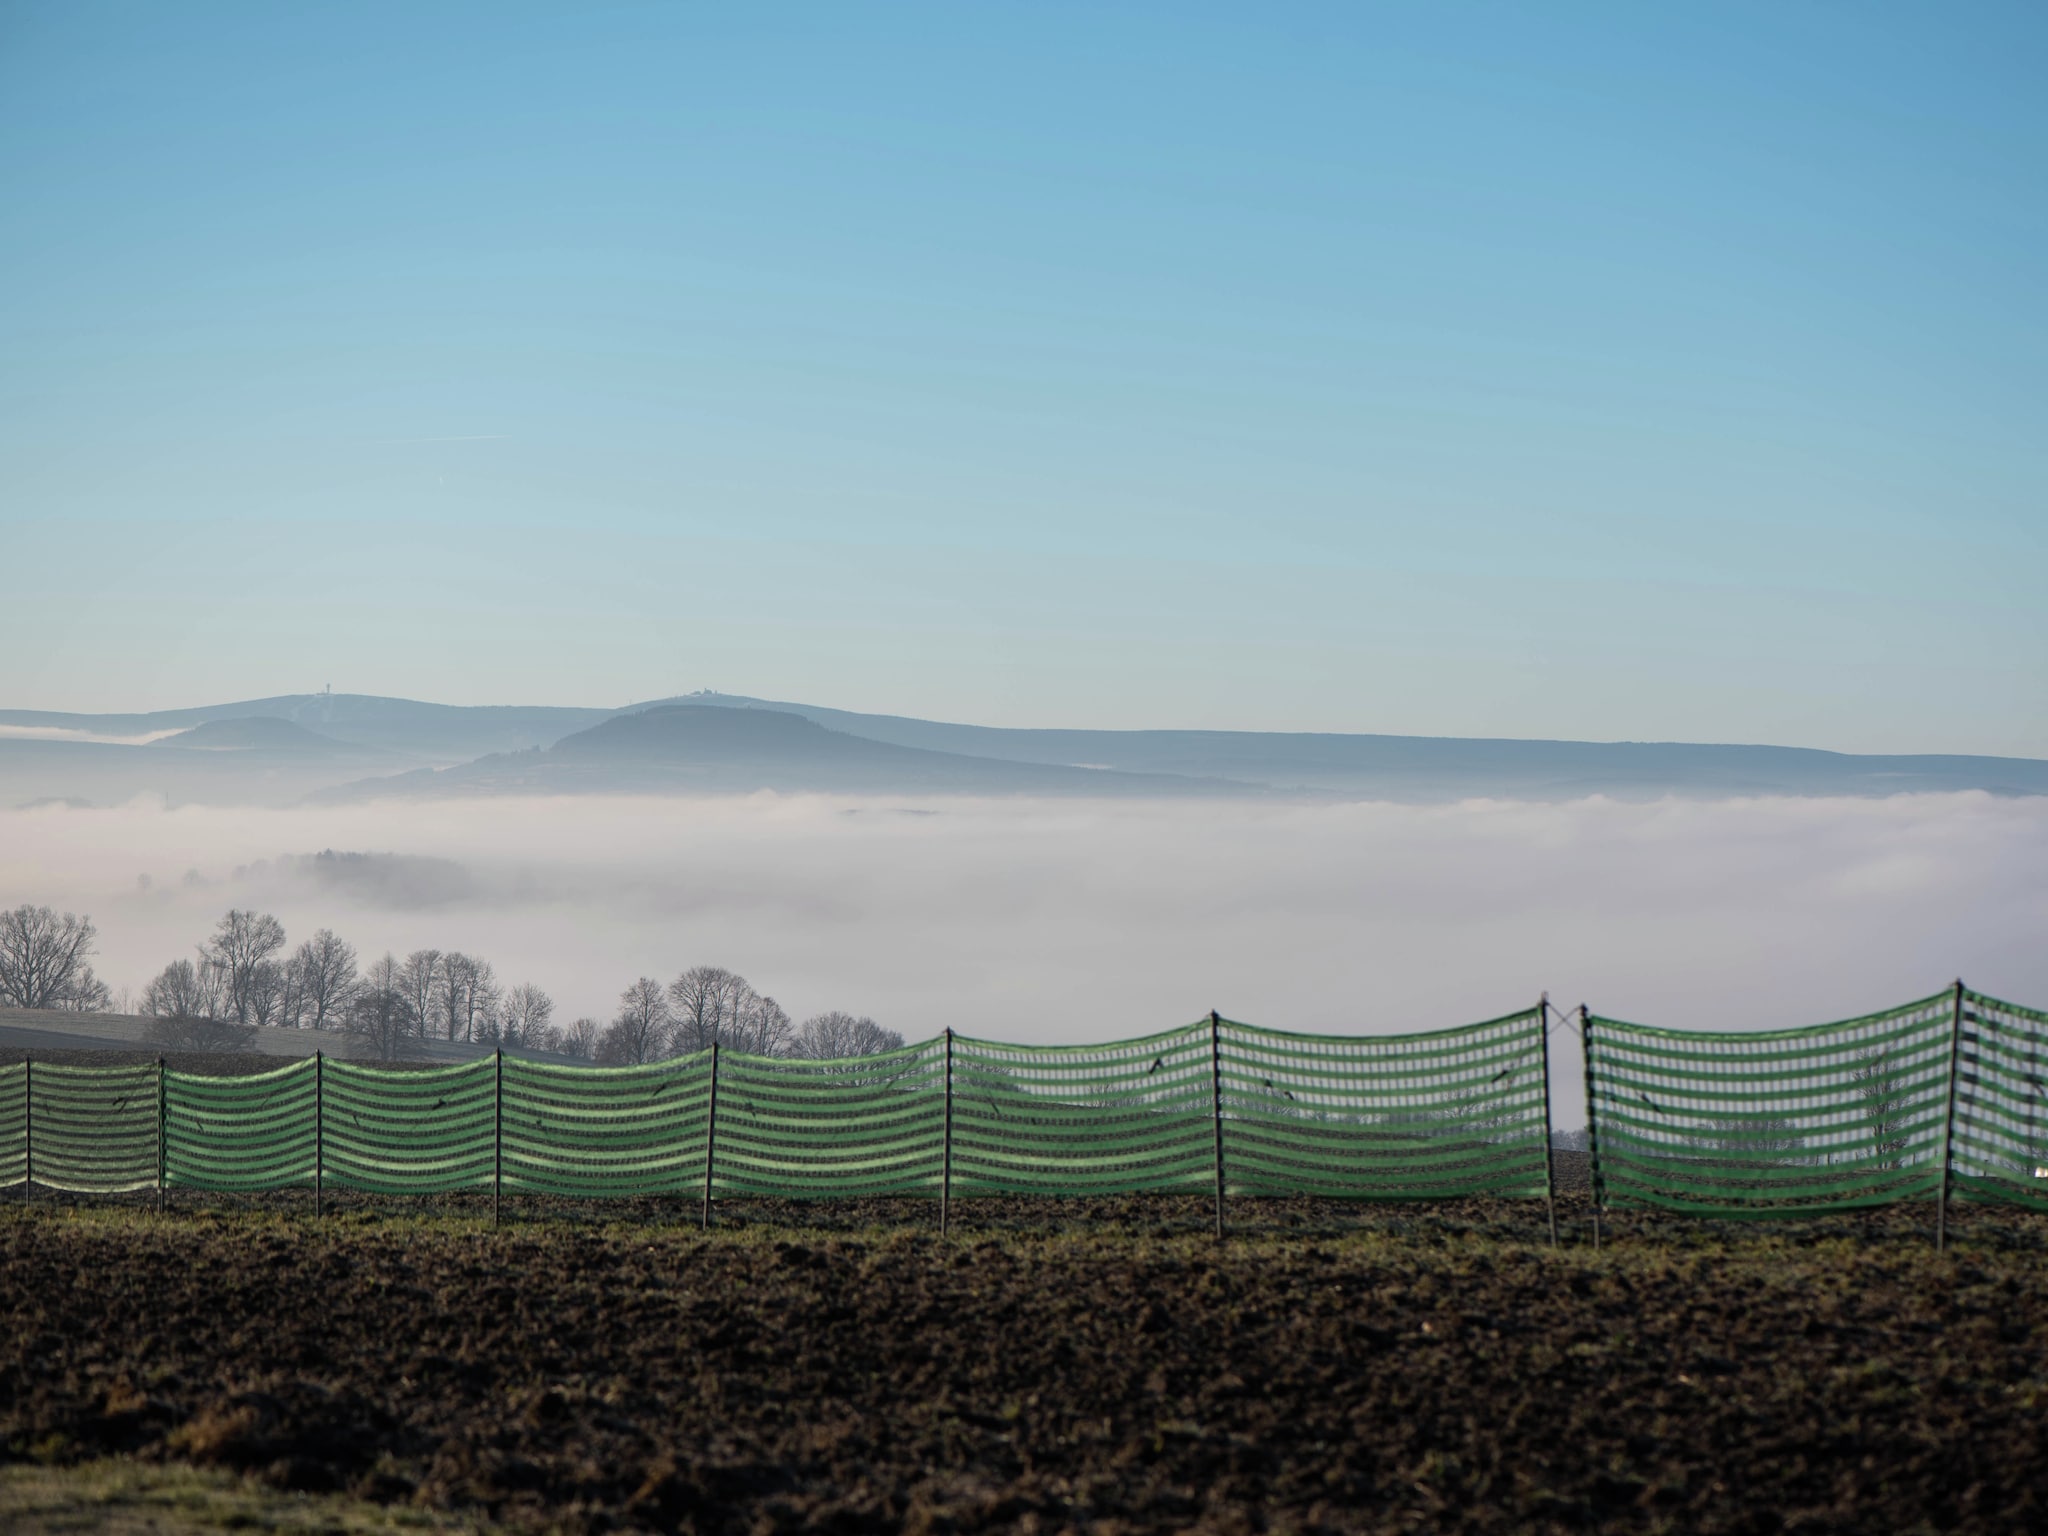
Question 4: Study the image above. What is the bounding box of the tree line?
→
[0,903,902,1064]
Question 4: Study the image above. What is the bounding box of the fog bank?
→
[2,790,2043,1123]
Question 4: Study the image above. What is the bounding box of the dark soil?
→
[4,1194,2046,1533]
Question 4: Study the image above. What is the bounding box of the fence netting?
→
[25,1060,162,1194]
[8,991,2041,1218]
[0,1063,24,1189]
[166,1058,314,1191]
[503,1054,711,1198]
[323,1059,495,1194]
[0,1007,1555,1204]
[716,1040,944,1197]
[1584,992,1956,1217]
[1952,990,2048,1211]
[949,1025,1214,1196]
[1222,1008,1551,1198]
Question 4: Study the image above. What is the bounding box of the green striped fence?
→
[8,986,2042,1240]
[1582,985,2048,1236]
[0,1005,1558,1227]
[1947,990,2048,1213]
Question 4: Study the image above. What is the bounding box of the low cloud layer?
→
[0,725,184,746]
[3,790,2043,1125]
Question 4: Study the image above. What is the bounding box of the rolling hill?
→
[4,689,2045,806]
[316,705,1242,800]
[635,693,2048,800]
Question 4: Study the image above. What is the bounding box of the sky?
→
[3,2,2045,754]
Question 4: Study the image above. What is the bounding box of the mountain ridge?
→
[313,705,1246,802]
[4,690,2046,805]
[632,692,2048,799]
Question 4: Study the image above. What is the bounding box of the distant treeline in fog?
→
[0,903,900,1064]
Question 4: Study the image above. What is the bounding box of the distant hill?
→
[5,688,2046,805]
[0,693,610,763]
[636,693,2048,801]
[0,736,415,811]
[151,716,375,755]
[319,705,1243,800]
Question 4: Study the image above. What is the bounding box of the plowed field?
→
[4,1193,2046,1533]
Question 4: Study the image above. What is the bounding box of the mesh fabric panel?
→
[322,1058,493,1193]
[1221,1009,1550,1198]
[0,1063,24,1187]
[25,1060,159,1193]
[949,1025,1215,1196]
[501,1054,711,1197]
[1952,989,2048,1210]
[713,1041,944,1198]
[165,1058,316,1191]
[1586,992,1954,1217]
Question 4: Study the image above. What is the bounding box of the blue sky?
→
[3,2,2044,753]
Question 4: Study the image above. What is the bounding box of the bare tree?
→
[731,990,792,1056]
[398,949,442,1036]
[292,930,359,1030]
[245,960,287,1029]
[142,958,222,1021]
[275,950,311,1030]
[52,969,113,1013]
[598,978,670,1064]
[346,952,422,1061]
[141,957,254,1051]
[203,910,288,1025]
[500,982,554,1049]
[434,953,500,1043]
[433,952,467,1041]
[665,966,747,1053]
[556,1016,600,1060]
[1853,1051,1912,1169]
[665,965,792,1056]
[791,1011,906,1060]
[0,904,109,1011]
[467,957,499,1043]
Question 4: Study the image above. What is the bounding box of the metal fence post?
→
[1537,998,1557,1249]
[701,1042,720,1231]
[314,1050,324,1219]
[941,1028,954,1236]
[22,1054,30,1206]
[494,1048,504,1229]
[1580,1006,1602,1251]
[1938,979,1966,1253]
[1210,1010,1226,1240]
[157,1054,167,1215]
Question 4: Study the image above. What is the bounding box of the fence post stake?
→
[1537,997,1557,1249]
[314,1051,324,1219]
[22,1054,30,1207]
[494,1047,503,1230]
[1210,1010,1226,1240]
[941,1028,954,1236]
[702,1042,720,1231]
[1938,978,1966,1253]
[157,1054,167,1215]
[1580,1006,1602,1251]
